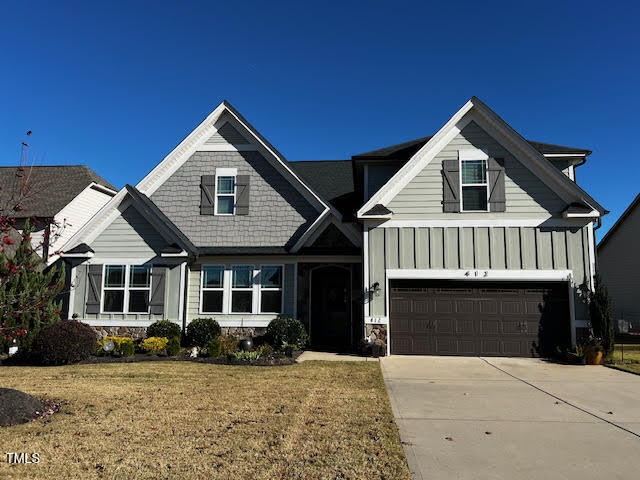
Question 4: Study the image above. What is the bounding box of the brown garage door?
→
[389,280,570,357]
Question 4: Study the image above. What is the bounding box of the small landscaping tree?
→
[0,138,67,355]
[589,273,614,355]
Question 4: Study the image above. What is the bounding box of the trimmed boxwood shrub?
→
[166,336,181,357]
[146,320,181,340]
[265,317,308,350]
[186,318,221,348]
[207,337,221,357]
[32,320,97,365]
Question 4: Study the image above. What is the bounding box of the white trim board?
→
[357,97,605,218]
[374,218,592,228]
[386,268,574,282]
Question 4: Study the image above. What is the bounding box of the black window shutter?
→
[235,175,250,216]
[149,266,167,315]
[86,264,102,314]
[442,159,460,212]
[200,175,215,215]
[488,157,506,212]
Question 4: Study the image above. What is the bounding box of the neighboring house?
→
[598,193,640,333]
[59,97,605,356]
[0,165,117,263]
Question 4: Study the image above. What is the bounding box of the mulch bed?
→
[0,388,61,427]
[76,351,300,366]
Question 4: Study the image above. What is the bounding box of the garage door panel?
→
[455,318,474,335]
[480,319,501,335]
[435,318,454,334]
[434,299,452,313]
[390,280,569,357]
[455,300,474,314]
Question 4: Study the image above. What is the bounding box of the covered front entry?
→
[389,280,570,356]
[309,265,352,351]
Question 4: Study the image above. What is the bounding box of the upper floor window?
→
[460,159,488,212]
[102,265,151,313]
[216,175,236,215]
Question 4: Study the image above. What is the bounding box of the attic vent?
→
[205,122,250,145]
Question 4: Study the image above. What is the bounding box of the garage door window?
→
[461,159,488,211]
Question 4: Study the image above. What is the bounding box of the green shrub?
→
[256,343,274,356]
[589,273,614,355]
[120,340,135,357]
[146,320,181,340]
[140,337,169,354]
[207,337,221,357]
[219,336,239,355]
[166,336,181,356]
[97,336,135,357]
[265,317,308,350]
[32,320,97,366]
[186,318,221,348]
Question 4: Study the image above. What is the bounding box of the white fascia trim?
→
[357,97,603,217]
[135,102,228,195]
[363,227,370,317]
[290,208,331,252]
[196,144,258,152]
[386,268,573,282]
[220,110,328,213]
[357,99,475,216]
[79,319,175,327]
[563,210,600,218]
[161,251,188,257]
[89,182,118,196]
[60,252,95,258]
[59,188,129,253]
[297,214,362,249]
[543,153,587,158]
[358,213,393,220]
[377,217,588,228]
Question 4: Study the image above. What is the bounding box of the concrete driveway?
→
[381,357,640,480]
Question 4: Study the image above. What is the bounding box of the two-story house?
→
[59,97,605,356]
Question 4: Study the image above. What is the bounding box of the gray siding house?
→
[598,193,640,333]
[60,97,605,356]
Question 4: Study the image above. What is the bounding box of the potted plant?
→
[566,344,586,365]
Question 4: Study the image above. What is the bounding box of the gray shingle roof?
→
[289,160,358,218]
[353,137,591,159]
[0,165,116,218]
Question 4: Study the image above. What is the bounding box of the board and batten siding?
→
[187,263,296,322]
[386,121,567,218]
[368,225,592,317]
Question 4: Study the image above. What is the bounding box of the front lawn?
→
[0,361,410,479]
[610,344,640,364]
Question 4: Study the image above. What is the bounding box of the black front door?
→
[310,266,351,351]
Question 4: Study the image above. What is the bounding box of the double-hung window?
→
[215,175,236,215]
[460,158,488,211]
[231,265,254,313]
[102,265,151,313]
[201,265,224,313]
[259,265,283,313]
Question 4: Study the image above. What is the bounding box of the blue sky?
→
[0,1,638,239]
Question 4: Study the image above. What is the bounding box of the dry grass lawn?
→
[0,361,410,480]
[610,344,640,364]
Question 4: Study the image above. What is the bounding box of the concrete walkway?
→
[381,356,640,480]
[296,350,375,362]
